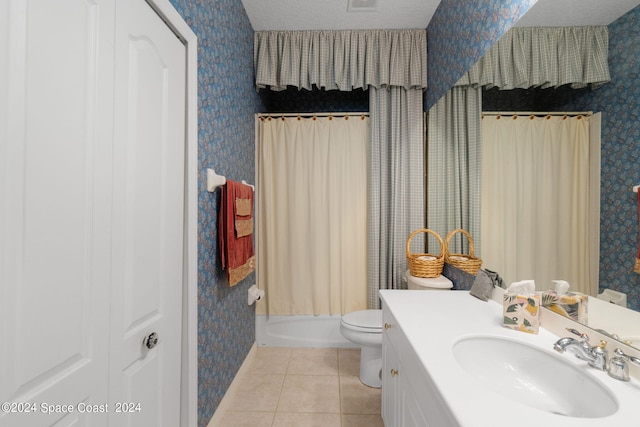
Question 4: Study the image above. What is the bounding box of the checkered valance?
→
[254,29,427,91]
[455,26,610,89]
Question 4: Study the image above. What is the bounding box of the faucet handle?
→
[566,327,589,343]
[608,348,640,381]
[614,348,640,365]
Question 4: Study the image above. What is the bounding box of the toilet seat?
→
[340,309,382,333]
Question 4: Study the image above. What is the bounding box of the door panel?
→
[0,1,114,426]
[109,0,186,425]
[1,0,186,425]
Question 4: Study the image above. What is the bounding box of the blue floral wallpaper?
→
[425,0,537,109]
[167,1,264,426]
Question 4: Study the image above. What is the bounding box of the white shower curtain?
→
[481,114,600,295]
[256,115,369,315]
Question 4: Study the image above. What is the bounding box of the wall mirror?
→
[460,0,640,352]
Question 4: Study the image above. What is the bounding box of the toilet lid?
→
[341,309,382,331]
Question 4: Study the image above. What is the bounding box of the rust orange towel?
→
[235,196,253,237]
[219,180,255,286]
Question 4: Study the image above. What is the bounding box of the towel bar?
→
[206,168,254,192]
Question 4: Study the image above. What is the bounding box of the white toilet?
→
[340,309,383,387]
[340,272,453,388]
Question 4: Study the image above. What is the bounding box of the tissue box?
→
[503,292,540,334]
[541,291,588,323]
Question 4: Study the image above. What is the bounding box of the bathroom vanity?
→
[379,290,640,427]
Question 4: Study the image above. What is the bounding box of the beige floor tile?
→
[228,374,284,412]
[272,412,342,427]
[287,348,339,375]
[250,346,292,375]
[277,375,341,413]
[341,413,385,427]
[218,410,274,427]
[220,347,382,426]
[339,375,382,415]
[338,348,360,376]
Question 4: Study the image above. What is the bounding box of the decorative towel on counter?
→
[469,269,494,301]
[442,263,476,290]
[635,189,640,274]
[483,269,506,289]
[234,194,254,238]
[219,180,255,286]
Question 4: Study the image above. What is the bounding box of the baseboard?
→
[206,342,257,427]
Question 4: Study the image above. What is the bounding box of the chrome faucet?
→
[553,328,608,371]
[608,348,640,382]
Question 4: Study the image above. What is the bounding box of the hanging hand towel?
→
[234,196,253,238]
[219,180,255,286]
[635,190,640,274]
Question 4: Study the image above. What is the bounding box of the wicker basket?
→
[406,229,445,278]
[444,229,482,275]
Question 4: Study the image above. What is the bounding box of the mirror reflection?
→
[429,2,640,350]
[587,297,640,350]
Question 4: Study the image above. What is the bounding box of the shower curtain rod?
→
[482,111,592,117]
[257,112,369,118]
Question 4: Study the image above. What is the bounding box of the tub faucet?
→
[553,328,608,371]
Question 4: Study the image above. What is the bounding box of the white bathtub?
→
[255,314,356,348]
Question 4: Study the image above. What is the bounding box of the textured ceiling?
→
[242,0,640,31]
[513,0,640,27]
[241,0,440,31]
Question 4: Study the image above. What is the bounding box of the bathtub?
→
[255,314,356,348]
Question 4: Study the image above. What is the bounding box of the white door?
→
[0,0,187,425]
[0,1,115,426]
[108,0,186,426]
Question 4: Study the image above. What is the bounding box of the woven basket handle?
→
[445,229,475,257]
[406,229,444,258]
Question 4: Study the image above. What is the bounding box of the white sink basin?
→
[453,335,618,418]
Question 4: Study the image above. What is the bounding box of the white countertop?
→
[379,290,640,427]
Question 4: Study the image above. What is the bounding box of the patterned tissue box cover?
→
[503,293,540,334]
[541,291,588,324]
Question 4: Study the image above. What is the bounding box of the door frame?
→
[142,1,198,426]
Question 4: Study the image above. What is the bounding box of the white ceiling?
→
[241,0,440,31]
[241,0,640,31]
[513,0,640,27]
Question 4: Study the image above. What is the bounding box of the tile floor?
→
[218,347,384,427]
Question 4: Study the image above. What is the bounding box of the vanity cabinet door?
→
[382,302,440,427]
[382,305,431,427]
[382,329,400,425]
[383,341,430,427]
[401,385,430,427]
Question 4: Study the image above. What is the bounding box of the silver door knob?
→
[144,332,159,349]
